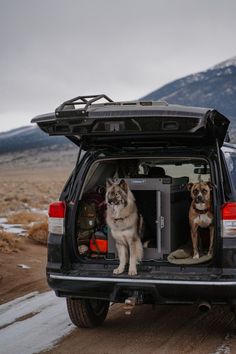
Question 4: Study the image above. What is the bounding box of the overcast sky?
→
[0,0,236,132]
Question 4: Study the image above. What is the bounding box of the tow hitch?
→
[124,291,143,315]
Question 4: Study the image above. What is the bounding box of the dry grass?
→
[7,211,47,226]
[0,230,25,253]
[0,169,67,246]
[0,170,68,216]
[27,221,48,245]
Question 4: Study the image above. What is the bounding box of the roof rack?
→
[55,94,113,117]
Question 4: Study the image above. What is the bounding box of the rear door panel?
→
[31,100,230,150]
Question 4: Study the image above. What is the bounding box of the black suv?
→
[32,94,236,328]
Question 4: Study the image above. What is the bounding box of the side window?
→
[224,151,236,191]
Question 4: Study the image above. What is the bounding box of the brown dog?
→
[187,182,214,259]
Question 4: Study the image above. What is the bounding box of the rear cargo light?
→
[48,201,66,235]
[221,202,236,237]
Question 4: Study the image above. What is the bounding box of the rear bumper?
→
[47,273,236,304]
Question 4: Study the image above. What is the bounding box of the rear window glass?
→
[83,158,211,193]
[154,162,210,182]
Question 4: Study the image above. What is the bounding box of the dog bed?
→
[167,243,213,265]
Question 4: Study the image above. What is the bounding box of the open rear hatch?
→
[31,94,230,150]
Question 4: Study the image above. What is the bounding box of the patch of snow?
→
[212,343,231,354]
[0,220,27,236]
[212,331,236,354]
[30,208,48,215]
[0,291,75,354]
[0,208,48,236]
[211,56,236,70]
[226,88,233,94]
[0,292,39,310]
[186,72,206,83]
[17,264,31,269]
[0,217,7,224]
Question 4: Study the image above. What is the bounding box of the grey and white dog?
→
[106,179,143,276]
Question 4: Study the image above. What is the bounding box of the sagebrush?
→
[27,222,48,245]
[0,230,25,253]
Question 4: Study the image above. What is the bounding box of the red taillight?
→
[221,202,236,237]
[221,202,236,220]
[48,201,66,235]
[48,201,66,218]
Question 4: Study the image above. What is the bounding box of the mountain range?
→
[143,57,236,126]
[0,56,236,156]
[0,125,72,154]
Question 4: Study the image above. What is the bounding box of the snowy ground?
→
[0,291,75,354]
[0,217,27,235]
[0,208,47,236]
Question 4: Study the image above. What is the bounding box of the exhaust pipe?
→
[198,300,211,312]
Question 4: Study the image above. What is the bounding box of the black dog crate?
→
[107,178,189,260]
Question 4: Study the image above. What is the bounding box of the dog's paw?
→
[193,253,200,259]
[113,267,124,275]
[128,268,137,276]
[207,250,213,256]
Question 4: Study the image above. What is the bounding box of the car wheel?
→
[66,297,110,328]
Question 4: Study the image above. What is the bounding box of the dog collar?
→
[193,206,209,214]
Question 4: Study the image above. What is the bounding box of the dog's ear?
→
[187,182,193,191]
[207,181,215,190]
[119,179,128,192]
[106,179,113,188]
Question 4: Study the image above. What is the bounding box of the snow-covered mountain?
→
[143,57,236,130]
[212,57,236,70]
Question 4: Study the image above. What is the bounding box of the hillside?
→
[143,57,236,138]
[0,125,72,154]
[0,126,77,171]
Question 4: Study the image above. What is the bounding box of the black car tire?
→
[66,297,110,328]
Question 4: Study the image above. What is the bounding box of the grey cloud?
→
[0,0,236,131]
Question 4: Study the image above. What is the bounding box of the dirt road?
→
[0,240,48,304]
[44,302,236,354]
[1,289,236,354]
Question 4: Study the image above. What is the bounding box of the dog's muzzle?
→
[108,199,120,206]
[196,195,204,203]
